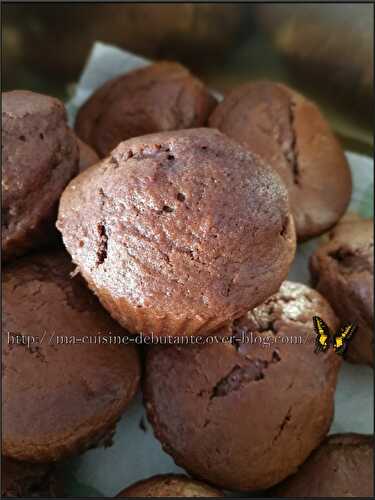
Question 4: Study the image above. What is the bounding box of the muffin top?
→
[209,81,352,240]
[2,90,78,259]
[75,62,217,157]
[116,474,223,497]
[57,128,296,336]
[144,281,341,491]
[273,434,374,497]
[2,251,141,463]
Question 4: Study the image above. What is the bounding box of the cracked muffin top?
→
[209,81,352,241]
[2,90,79,261]
[144,281,341,491]
[272,433,374,497]
[75,62,217,158]
[310,218,373,365]
[2,250,140,463]
[116,474,223,497]
[57,128,296,338]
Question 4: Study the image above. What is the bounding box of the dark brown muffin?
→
[2,90,79,260]
[272,434,374,497]
[1,458,63,497]
[209,81,352,241]
[57,128,296,338]
[77,136,99,172]
[116,474,224,497]
[2,251,141,463]
[310,218,373,365]
[75,62,217,157]
[144,281,341,491]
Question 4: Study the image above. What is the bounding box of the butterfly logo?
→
[313,316,357,356]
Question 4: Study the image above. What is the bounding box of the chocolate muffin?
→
[1,458,63,497]
[144,281,341,491]
[272,434,374,497]
[57,128,296,338]
[75,62,217,158]
[310,218,373,365]
[2,251,141,463]
[2,90,79,260]
[209,81,352,241]
[116,474,223,497]
[77,136,99,172]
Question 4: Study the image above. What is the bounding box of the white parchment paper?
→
[65,42,374,497]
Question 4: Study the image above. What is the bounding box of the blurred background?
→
[2,2,373,154]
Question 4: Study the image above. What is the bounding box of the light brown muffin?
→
[57,128,296,338]
[209,81,352,241]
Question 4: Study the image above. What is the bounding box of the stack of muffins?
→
[2,61,373,498]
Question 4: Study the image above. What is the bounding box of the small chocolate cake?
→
[209,81,352,241]
[2,90,78,260]
[144,281,341,491]
[57,128,296,338]
[272,433,374,497]
[75,62,217,157]
[2,251,141,462]
[310,218,373,365]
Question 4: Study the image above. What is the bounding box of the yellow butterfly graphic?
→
[313,316,357,356]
